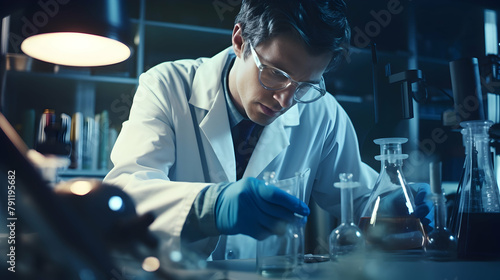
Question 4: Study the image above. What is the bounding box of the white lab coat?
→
[104,47,378,260]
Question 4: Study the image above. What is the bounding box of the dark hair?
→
[235,0,351,71]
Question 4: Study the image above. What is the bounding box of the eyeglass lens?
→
[260,67,322,102]
[260,67,289,89]
[295,84,318,102]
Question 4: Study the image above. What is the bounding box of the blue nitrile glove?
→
[215,177,310,240]
[410,183,434,233]
[376,183,434,233]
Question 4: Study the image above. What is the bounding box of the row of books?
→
[35,109,117,171]
[74,110,118,170]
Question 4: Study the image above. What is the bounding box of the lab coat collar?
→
[189,48,232,111]
[189,47,300,181]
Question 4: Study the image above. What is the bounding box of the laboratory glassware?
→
[257,171,305,277]
[293,168,310,265]
[426,162,457,260]
[452,120,500,260]
[329,173,365,260]
[359,138,426,251]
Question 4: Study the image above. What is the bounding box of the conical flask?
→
[359,138,426,251]
[452,120,500,260]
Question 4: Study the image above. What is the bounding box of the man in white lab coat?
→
[104,0,379,260]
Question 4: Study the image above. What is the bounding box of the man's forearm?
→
[181,183,229,243]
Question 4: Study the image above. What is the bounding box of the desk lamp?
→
[0,0,132,112]
[20,0,131,67]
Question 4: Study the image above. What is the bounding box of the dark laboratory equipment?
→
[479,54,500,95]
[54,179,158,250]
[450,58,485,122]
[0,112,181,279]
[1,112,119,279]
[451,120,500,260]
[359,138,426,252]
[329,173,365,260]
[371,42,426,124]
[385,66,425,120]
[426,162,457,260]
[364,43,428,171]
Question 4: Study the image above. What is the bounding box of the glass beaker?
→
[329,173,365,260]
[358,138,426,251]
[257,171,307,277]
[452,120,500,260]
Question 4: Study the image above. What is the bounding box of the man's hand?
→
[215,177,310,240]
[375,183,434,233]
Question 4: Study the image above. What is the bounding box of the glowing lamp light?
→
[21,32,131,67]
[70,180,93,196]
[17,0,131,67]
[142,256,160,272]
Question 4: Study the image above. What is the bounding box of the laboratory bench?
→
[204,257,500,280]
[108,252,500,280]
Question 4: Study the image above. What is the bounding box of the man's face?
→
[229,32,333,126]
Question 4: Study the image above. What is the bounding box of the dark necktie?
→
[232,119,263,180]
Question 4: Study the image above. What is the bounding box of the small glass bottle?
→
[452,120,500,260]
[329,173,364,260]
[426,162,457,260]
[359,138,426,251]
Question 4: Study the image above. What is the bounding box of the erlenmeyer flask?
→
[452,120,500,260]
[359,138,426,251]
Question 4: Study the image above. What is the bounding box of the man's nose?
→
[273,86,295,108]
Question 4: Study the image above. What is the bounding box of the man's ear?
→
[232,23,245,59]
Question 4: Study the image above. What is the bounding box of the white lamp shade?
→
[21,32,131,67]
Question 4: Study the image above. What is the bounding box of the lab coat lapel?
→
[189,48,236,182]
[244,105,300,178]
[199,93,235,182]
